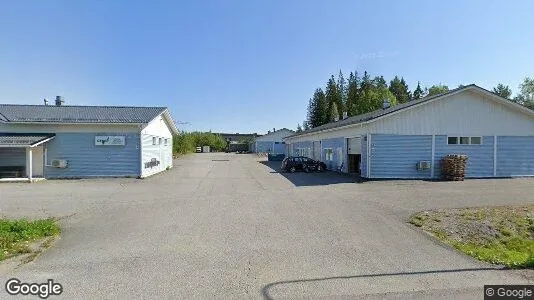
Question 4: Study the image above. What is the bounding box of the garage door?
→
[312,141,321,160]
[347,137,361,154]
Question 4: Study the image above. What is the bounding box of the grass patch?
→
[410,205,534,268]
[0,218,60,261]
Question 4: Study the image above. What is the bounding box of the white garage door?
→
[348,137,361,154]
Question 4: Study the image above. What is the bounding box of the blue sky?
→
[0,1,532,134]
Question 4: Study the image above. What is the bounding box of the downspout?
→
[138,124,144,178]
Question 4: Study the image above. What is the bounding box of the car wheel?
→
[317,165,323,172]
[289,166,296,173]
[304,166,311,173]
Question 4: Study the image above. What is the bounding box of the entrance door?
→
[347,137,362,174]
[32,146,44,177]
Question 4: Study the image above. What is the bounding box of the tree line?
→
[172,132,227,154]
[298,70,449,131]
[492,77,534,109]
[297,71,534,132]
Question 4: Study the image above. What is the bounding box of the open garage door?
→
[347,137,361,173]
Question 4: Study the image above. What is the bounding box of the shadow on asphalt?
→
[259,161,360,187]
[260,267,500,299]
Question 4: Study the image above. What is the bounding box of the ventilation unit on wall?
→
[51,159,69,168]
[417,161,431,170]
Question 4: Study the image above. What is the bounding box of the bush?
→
[172,132,227,154]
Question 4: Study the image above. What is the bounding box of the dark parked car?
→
[281,156,327,173]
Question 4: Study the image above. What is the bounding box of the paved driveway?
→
[0,153,533,299]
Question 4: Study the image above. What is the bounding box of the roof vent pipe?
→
[43,98,49,106]
[55,96,64,106]
[383,99,391,110]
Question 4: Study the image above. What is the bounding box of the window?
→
[470,137,481,145]
[447,136,482,145]
[324,148,333,161]
[447,137,458,144]
[152,137,156,145]
[164,139,168,146]
[159,138,162,145]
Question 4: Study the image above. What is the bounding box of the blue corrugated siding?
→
[434,135,494,178]
[44,133,140,178]
[361,135,368,177]
[321,137,346,171]
[0,148,25,167]
[370,134,432,178]
[497,136,534,176]
[256,141,273,153]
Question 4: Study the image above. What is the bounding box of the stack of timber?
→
[441,154,468,181]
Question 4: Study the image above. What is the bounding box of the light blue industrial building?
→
[0,98,179,181]
[283,85,534,179]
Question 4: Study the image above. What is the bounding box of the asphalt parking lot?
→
[1,152,533,299]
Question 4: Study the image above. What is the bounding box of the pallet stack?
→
[441,154,468,181]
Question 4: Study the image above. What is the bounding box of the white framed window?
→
[164,139,168,146]
[324,148,333,161]
[159,138,162,145]
[447,136,482,145]
[152,137,156,145]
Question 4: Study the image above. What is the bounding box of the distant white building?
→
[254,128,295,154]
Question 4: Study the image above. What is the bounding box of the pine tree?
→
[492,84,512,99]
[337,70,347,113]
[296,124,303,132]
[346,71,360,116]
[413,81,424,100]
[306,88,328,128]
[325,75,343,121]
[329,102,339,122]
[389,76,410,103]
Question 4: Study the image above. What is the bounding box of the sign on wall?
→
[95,136,126,146]
[144,158,160,169]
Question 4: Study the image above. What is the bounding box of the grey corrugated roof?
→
[0,133,55,146]
[0,104,167,124]
[287,84,477,138]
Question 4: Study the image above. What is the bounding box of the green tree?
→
[358,71,372,112]
[346,71,360,116]
[303,121,310,131]
[296,124,303,132]
[492,84,512,99]
[513,77,534,109]
[427,84,449,96]
[329,102,339,122]
[172,132,227,154]
[306,88,328,128]
[337,70,347,113]
[412,81,424,100]
[389,76,410,103]
[325,75,343,120]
